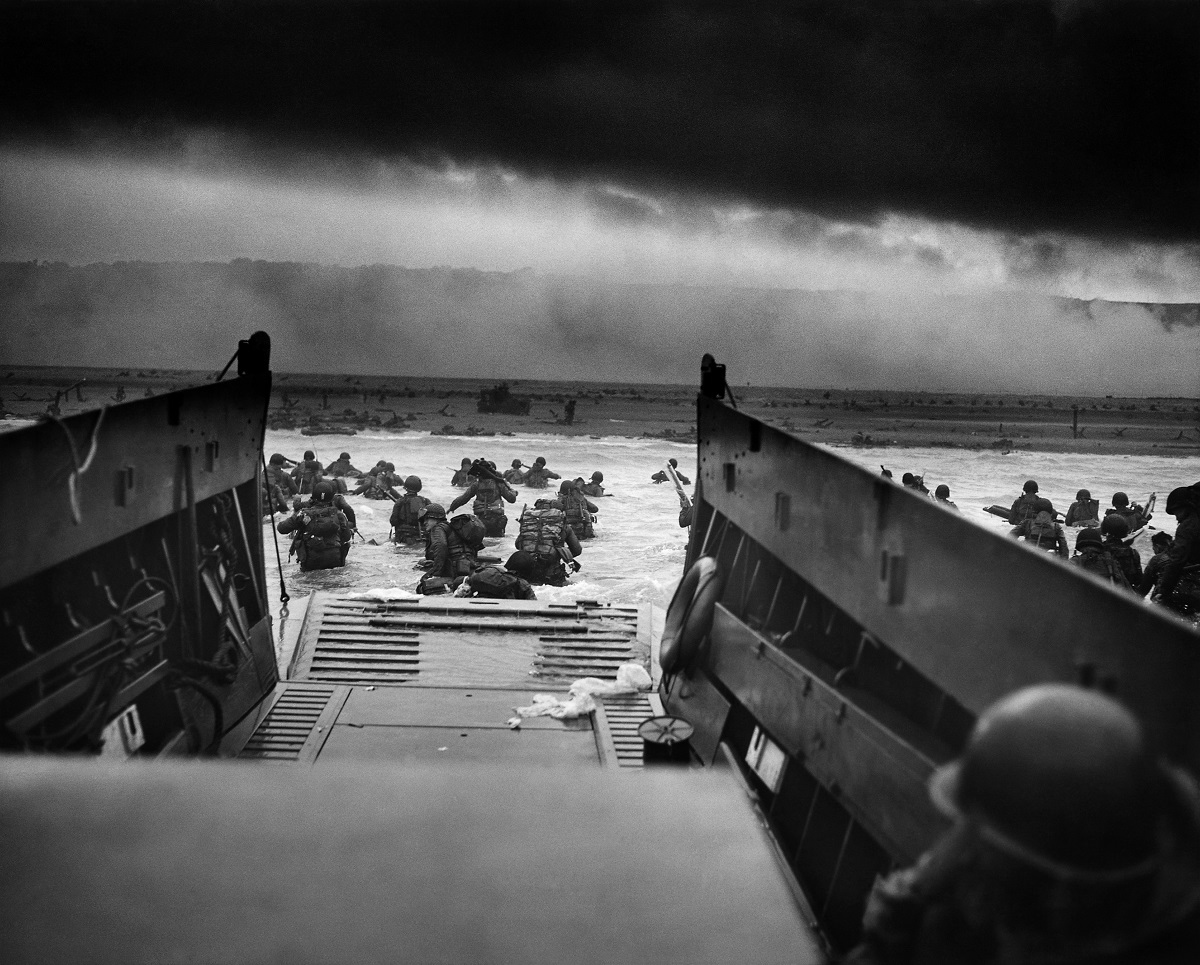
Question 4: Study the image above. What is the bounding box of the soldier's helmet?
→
[1075,528,1103,549]
[1077,489,1091,501]
[304,450,315,460]
[591,471,603,482]
[668,458,679,468]
[1023,479,1039,493]
[339,452,351,460]
[534,456,546,466]
[512,459,523,468]
[420,503,446,520]
[312,481,335,503]
[929,684,1168,880]
[1165,486,1196,515]
[461,458,472,467]
[559,480,574,494]
[1101,515,1130,540]
[404,475,422,492]
[269,453,286,466]
[1113,491,1130,508]
[935,484,950,499]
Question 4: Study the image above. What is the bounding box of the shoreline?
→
[2,366,1197,458]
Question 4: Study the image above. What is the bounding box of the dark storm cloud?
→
[2,0,1196,242]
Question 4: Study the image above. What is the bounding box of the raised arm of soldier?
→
[447,483,480,515]
[564,524,582,559]
[332,492,357,530]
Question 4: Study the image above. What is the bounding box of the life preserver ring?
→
[660,556,724,675]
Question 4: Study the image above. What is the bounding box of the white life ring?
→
[660,556,724,675]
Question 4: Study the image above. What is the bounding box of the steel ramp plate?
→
[2,760,827,963]
[238,682,671,769]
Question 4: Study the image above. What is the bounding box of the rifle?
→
[666,462,691,510]
[353,527,380,546]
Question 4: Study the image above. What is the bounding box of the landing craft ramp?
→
[234,593,669,768]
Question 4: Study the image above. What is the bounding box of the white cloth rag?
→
[507,663,652,728]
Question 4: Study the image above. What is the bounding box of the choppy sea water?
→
[261,429,1198,677]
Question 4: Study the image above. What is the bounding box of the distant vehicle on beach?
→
[477,383,531,415]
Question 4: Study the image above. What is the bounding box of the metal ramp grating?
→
[290,595,649,687]
[532,602,640,681]
[305,599,421,684]
[534,635,638,681]
[596,692,665,768]
[238,685,338,762]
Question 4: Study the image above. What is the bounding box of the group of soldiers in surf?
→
[1002,479,1200,611]
[263,448,626,600]
[880,462,1200,617]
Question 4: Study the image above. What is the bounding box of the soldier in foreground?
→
[389,476,430,545]
[324,451,363,479]
[1071,528,1131,589]
[448,459,517,537]
[1157,485,1200,615]
[1138,532,1175,598]
[846,684,1200,964]
[1065,488,1100,527]
[651,458,690,485]
[1106,491,1151,532]
[450,457,472,487]
[933,484,957,510]
[262,452,298,514]
[557,478,598,540]
[291,450,324,494]
[514,502,582,585]
[458,552,539,600]
[1011,509,1068,558]
[522,456,561,489]
[1009,479,1046,525]
[416,504,485,594]
[276,480,354,572]
[1100,515,1142,590]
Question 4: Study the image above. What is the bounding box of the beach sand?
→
[2,365,1198,456]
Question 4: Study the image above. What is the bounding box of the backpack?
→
[517,507,567,560]
[1074,547,1131,589]
[560,492,594,538]
[391,493,426,528]
[449,514,487,553]
[469,565,529,599]
[305,504,346,538]
[1025,511,1058,549]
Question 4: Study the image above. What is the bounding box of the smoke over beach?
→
[1,260,1196,396]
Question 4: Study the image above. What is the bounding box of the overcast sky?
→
[1,0,1197,392]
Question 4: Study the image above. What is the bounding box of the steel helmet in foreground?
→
[929,684,1169,881]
